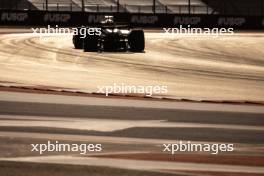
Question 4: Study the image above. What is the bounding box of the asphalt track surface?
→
[0,29,264,101]
[0,91,264,176]
[0,29,264,175]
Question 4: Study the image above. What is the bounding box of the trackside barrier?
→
[0,10,263,29]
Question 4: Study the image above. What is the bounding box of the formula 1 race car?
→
[73,16,145,52]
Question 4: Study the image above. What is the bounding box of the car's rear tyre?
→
[83,35,98,52]
[73,35,83,49]
[128,30,145,52]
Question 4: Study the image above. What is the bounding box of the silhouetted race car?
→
[73,16,145,52]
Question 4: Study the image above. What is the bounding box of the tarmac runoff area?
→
[0,91,264,176]
[0,29,264,102]
[1,155,264,175]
